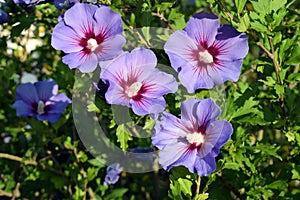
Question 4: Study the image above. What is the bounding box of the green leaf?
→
[88,159,106,168]
[274,84,285,97]
[168,8,186,30]
[251,0,270,16]
[286,45,300,65]
[116,123,133,151]
[270,0,287,12]
[157,2,175,12]
[231,97,260,119]
[177,178,193,197]
[104,188,128,200]
[235,0,247,14]
[238,13,250,32]
[266,180,288,191]
[194,193,209,200]
[223,162,240,171]
[141,27,151,42]
[87,167,99,182]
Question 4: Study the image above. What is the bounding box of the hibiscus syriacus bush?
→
[2,0,300,199]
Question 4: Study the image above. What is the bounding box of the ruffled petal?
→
[164,30,197,72]
[141,68,178,98]
[194,153,216,176]
[126,47,157,70]
[63,3,98,38]
[196,98,220,127]
[168,148,197,172]
[50,93,72,103]
[152,112,187,149]
[13,100,35,117]
[206,120,232,157]
[158,141,192,171]
[213,24,249,61]
[96,34,126,61]
[15,82,39,104]
[35,79,58,102]
[178,64,214,92]
[131,96,166,115]
[62,51,87,69]
[100,52,127,83]
[93,6,123,38]
[46,101,70,114]
[78,53,98,73]
[185,12,219,48]
[36,113,61,123]
[180,98,200,130]
[105,83,129,107]
[51,20,83,53]
[213,59,243,82]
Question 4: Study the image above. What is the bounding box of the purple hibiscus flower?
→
[151,98,232,176]
[100,47,178,116]
[54,0,78,10]
[164,12,249,93]
[13,79,71,123]
[51,3,125,73]
[104,163,123,185]
[0,9,8,25]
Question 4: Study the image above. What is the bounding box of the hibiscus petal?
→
[93,6,123,38]
[152,112,187,149]
[126,47,157,70]
[194,153,216,176]
[35,79,58,102]
[36,113,61,123]
[100,52,127,83]
[13,100,35,117]
[180,98,200,129]
[158,141,192,171]
[196,98,220,127]
[213,59,243,82]
[206,120,233,157]
[63,3,98,38]
[213,24,249,61]
[50,93,72,103]
[51,20,83,53]
[15,82,39,104]
[78,53,98,73]
[164,30,197,72]
[62,51,87,69]
[131,96,166,115]
[169,148,197,173]
[46,101,70,114]
[178,64,214,92]
[105,83,129,107]
[185,12,219,48]
[96,34,126,61]
[141,68,178,98]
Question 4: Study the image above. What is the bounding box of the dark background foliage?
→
[0,0,300,199]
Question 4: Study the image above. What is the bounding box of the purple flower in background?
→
[51,3,125,73]
[164,12,248,93]
[0,9,8,25]
[100,47,178,116]
[13,0,46,6]
[13,79,71,123]
[151,98,232,176]
[104,163,123,185]
[54,0,78,10]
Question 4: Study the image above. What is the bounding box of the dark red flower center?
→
[79,32,105,54]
